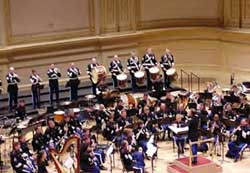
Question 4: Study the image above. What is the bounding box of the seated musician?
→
[198,103,209,129]
[37,150,49,173]
[172,114,187,155]
[151,74,164,99]
[226,119,250,162]
[10,142,37,173]
[80,144,101,173]
[117,109,131,130]
[176,103,187,118]
[15,99,27,121]
[58,114,74,138]
[102,114,118,142]
[223,103,237,121]
[137,93,149,113]
[120,140,145,173]
[32,126,46,153]
[95,104,109,130]
[19,135,32,156]
[44,119,61,149]
[208,114,225,155]
[238,95,250,118]
[157,103,171,140]
[114,99,124,120]
[96,80,108,105]
[164,91,177,115]
[134,120,149,152]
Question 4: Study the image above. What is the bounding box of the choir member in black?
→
[120,140,145,173]
[37,150,49,173]
[32,126,46,153]
[44,120,61,149]
[80,144,100,173]
[109,54,123,88]
[172,114,187,155]
[102,115,118,142]
[160,48,175,89]
[6,67,20,111]
[187,109,199,164]
[47,64,61,105]
[15,100,27,120]
[127,51,141,92]
[30,69,42,109]
[134,120,149,152]
[10,142,36,173]
[142,48,157,90]
[87,57,99,95]
[67,62,81,101]
[226,119,250,162]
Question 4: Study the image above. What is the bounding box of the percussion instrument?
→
[149,67,160,81]
[117,73,128,89]
[73,108,80,116]
[120,93,138,108]
[91,65,107,84]
[166,68,178,82]
[134,71,145,86]
[54,111,65,123]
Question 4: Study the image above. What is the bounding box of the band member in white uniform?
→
[6,67,20,111]
[109,55,123,88]
[142,48,157,90]
[160,48,174,89]
[67,63,81,101]
[30,69,42,109]
[127,51,141,92]
[86,57,99,95]
[47,64,61,105]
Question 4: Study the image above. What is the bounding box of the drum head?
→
[117,73,127,80]
[73,108,80,113]
[135,71,144,78]
[149,67,159,74]
[166,68,176,75]
[54,111,65,115]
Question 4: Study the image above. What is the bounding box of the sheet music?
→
[168,125,188,134]
[106,144,114,156]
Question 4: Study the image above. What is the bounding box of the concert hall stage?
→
[167,156,222,173]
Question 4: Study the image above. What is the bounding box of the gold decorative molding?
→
[3,0,95,45]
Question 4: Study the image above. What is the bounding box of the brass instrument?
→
[50,136,81,173]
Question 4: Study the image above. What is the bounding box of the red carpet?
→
[169,165,188,173]
[177,156,212,166]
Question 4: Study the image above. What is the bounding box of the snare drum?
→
[73,108,80,116]
[54,111,65,123]
[117,73,128,89]
[91,65,107,84]
[149,67,160,81]
[166,68,178,82]
[134,71,145,86]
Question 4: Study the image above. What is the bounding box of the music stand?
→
[146,135,157,173]
[106,143,114,173]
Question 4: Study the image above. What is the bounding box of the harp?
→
[50,136,81,173]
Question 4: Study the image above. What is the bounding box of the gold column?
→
[223,0,241,28]
[0,0,7,47]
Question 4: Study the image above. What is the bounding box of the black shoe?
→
[100,165,108,170]
[192,161,197,164]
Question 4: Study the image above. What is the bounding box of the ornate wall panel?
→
[242,0,250,27]
[4,0,95,44]
[137,0,222,29]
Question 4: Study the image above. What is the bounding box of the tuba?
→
[50,136,81,173]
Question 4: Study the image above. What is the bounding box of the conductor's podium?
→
[167,156,222,173]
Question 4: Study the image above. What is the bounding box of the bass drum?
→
[117,73,128,89]
[149,67,160,81]
[134,71,145,86]
[166,68,178,82]
[91,66,107,84]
